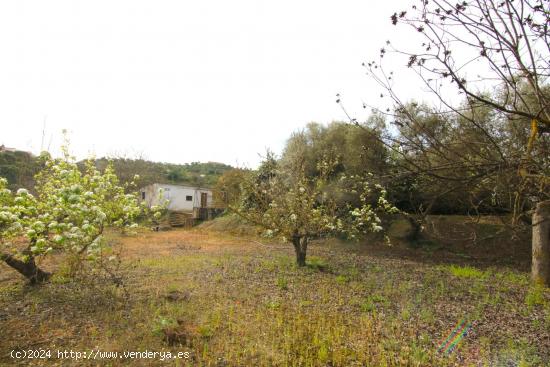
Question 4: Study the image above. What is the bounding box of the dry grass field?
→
[1,221,549,366]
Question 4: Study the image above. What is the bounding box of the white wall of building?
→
[140,183,213,212]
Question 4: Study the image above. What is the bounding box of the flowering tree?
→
[233,155,397,266]
[0,149,143,284]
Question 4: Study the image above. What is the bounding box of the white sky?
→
[0,0,416,168]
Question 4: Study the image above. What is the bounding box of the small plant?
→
[361,294,389,312]
[317,342,330,363]
[499,271,528,286]
[447,265,488,279]
[307,256,328,271]
[335,275,349,284]
[370,294,389,305]
[266,300,281,310]
[260,259,277,272]
[299,300,313,308]
[346,266,360,280]
[198,324,213,339]
[276,276,288,290]
[166,283,180,293]
[152,316,177,336]
[361,301,375,312]
[50,263,73,284]
[419,308,435,323]
[401,307,411,321]
[490,338,544,367]
[525,285,547,310]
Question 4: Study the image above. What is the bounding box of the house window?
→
[141,192,145,200]
[186,195,193,201]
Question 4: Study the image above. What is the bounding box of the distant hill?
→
[0,149,233,190]
[0,149,41,191]
[92,158,233,188]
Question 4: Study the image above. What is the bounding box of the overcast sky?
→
[0,0,416,168]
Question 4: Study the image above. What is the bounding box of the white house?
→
[140,183,215,213]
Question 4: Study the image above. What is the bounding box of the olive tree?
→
[0,149,144,284]
[232,154,397,266]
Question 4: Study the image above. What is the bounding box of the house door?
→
[200,192,208,208]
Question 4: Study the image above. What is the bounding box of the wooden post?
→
[532,200,550,286]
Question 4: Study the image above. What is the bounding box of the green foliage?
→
[198,324,214,339]
[0,149,42,191]
[266,300,281,310]
[152,316,177,337]
[335,275,349,284]
[447,265,489,279]
[361,294,389,313]
[306,256,328,271]
[276,276,288,290]
[213,168,249,206]
[281,121,389,179]
[525,285,547,309]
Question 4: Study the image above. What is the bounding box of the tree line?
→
[0,153,233,191]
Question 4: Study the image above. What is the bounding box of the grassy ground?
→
[0,225,549,366]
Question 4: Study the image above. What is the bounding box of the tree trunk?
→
[0,253,51,285]
[532,200,550,286]
[405,214,423,242]
[292,236,308,267]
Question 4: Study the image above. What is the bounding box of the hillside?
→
[0,149,233,190]
[92,158,233,188]
[0,149,41,191]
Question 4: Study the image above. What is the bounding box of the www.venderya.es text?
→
[10,349,190,361]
